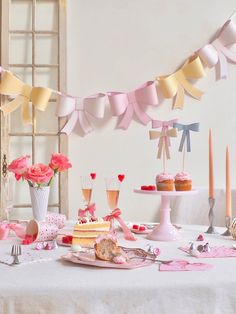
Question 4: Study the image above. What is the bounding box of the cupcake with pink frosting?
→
[174,172,192,191]
[156,173,174,191]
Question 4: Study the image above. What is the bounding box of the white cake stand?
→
[134,189,198,241]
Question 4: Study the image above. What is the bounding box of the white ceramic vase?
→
[29,186,50,221]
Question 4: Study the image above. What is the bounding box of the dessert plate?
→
[130,227,151,234]
[61,252,153,269]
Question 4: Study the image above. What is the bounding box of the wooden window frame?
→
[0,0,69,218]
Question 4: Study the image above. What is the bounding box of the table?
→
[1,225,236,314]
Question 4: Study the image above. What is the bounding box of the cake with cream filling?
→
[72,217,111,248]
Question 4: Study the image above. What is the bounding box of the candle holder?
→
[205,197,218,234]
[221,216,231,236]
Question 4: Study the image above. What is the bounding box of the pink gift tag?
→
[180,246,236,258]
[160,260,213,271]
[46,212,66,229]
[26,220,58,242]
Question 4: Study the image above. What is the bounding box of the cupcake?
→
[175,172,192,191]
[156,173,174,191]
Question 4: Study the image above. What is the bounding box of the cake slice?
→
[72,217,111,248]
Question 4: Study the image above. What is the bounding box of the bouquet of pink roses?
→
[8,153,72,188]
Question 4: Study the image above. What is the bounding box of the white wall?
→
[65,0,236,223]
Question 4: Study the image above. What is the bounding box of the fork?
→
[129,256,173,264]
[11,244,21,265]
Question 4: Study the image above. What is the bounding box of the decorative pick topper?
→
[0,71,52,124]
[57,93,106,135]
[118,174,125,182]
[149,128,177,159]
[107,81,158,130]
[151,119,178,147]
[90,173,96,180]
[173,122,200,152]
[198,19,236,80]
[157,55,205,109]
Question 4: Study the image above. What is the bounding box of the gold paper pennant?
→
[156,55,205,109]
[0,71,52,124]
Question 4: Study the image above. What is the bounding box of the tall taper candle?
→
[209,129,214,198]
[226,145,232,217]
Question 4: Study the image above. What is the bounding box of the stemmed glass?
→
[80,175,94,209]
[105,175,125,229]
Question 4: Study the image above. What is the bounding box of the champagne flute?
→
[80,175,93,209]
[105,177,121,229]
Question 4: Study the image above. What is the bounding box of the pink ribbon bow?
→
[0,223,26,240]
[198,19,236,79]
[152,119,178,146]
[57,93,106,135]
[107,81,158,130]
[78,203,96,218]
[104,208,136,241]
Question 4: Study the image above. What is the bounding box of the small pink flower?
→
[8,155,30,180]
[25,164,53,185]
[49,153,72,172]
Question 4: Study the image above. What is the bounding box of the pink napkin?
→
[180,246,236,258]
[159,260,213,271]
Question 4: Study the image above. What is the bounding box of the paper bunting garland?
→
[173,122,200,152]
[149,128,177,159]
[0,16,236,134]
[157,55,205,109]
[107,81,158,129]
[57,93,106,135]
[0,71,51,124]
[198,19,236,79]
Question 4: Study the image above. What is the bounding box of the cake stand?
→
[134,189,198,241]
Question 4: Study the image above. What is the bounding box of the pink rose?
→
[8,155,30,181]
[49,153,72,172]
[25,164,54,185]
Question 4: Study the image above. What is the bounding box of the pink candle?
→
[209,129,214,198]
[226,145,232,217]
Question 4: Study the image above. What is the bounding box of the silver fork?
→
[11,244,21,265]
[129,256,173,264]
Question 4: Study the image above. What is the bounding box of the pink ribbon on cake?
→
[107,81,158,130]
[151,119,178,146]
[78,203,96,218]
[104,208,136,241]
[57,93,106,135]
[198,19,236,79]
[0,223,26,240]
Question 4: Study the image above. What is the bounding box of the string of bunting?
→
[0,17,236,134]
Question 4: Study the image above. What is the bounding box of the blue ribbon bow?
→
[173,122,200,152]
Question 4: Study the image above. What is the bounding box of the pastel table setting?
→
[1,224,236,314]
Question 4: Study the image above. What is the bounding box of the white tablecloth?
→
[1,225,236,314]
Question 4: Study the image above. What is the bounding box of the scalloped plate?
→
[61,252,153,269]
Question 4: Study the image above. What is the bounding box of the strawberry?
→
[139,225,146,231]
[132,224,139,230]
[141,186,148,190]
[90,173,96,180]
[62,236,69,244]
[197,234,204,241]
[148,185,156,191]
[118,174,125,182]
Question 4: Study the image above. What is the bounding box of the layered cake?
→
[72,217,111,248]
[156,173,174,191]
[175,172,192,191]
